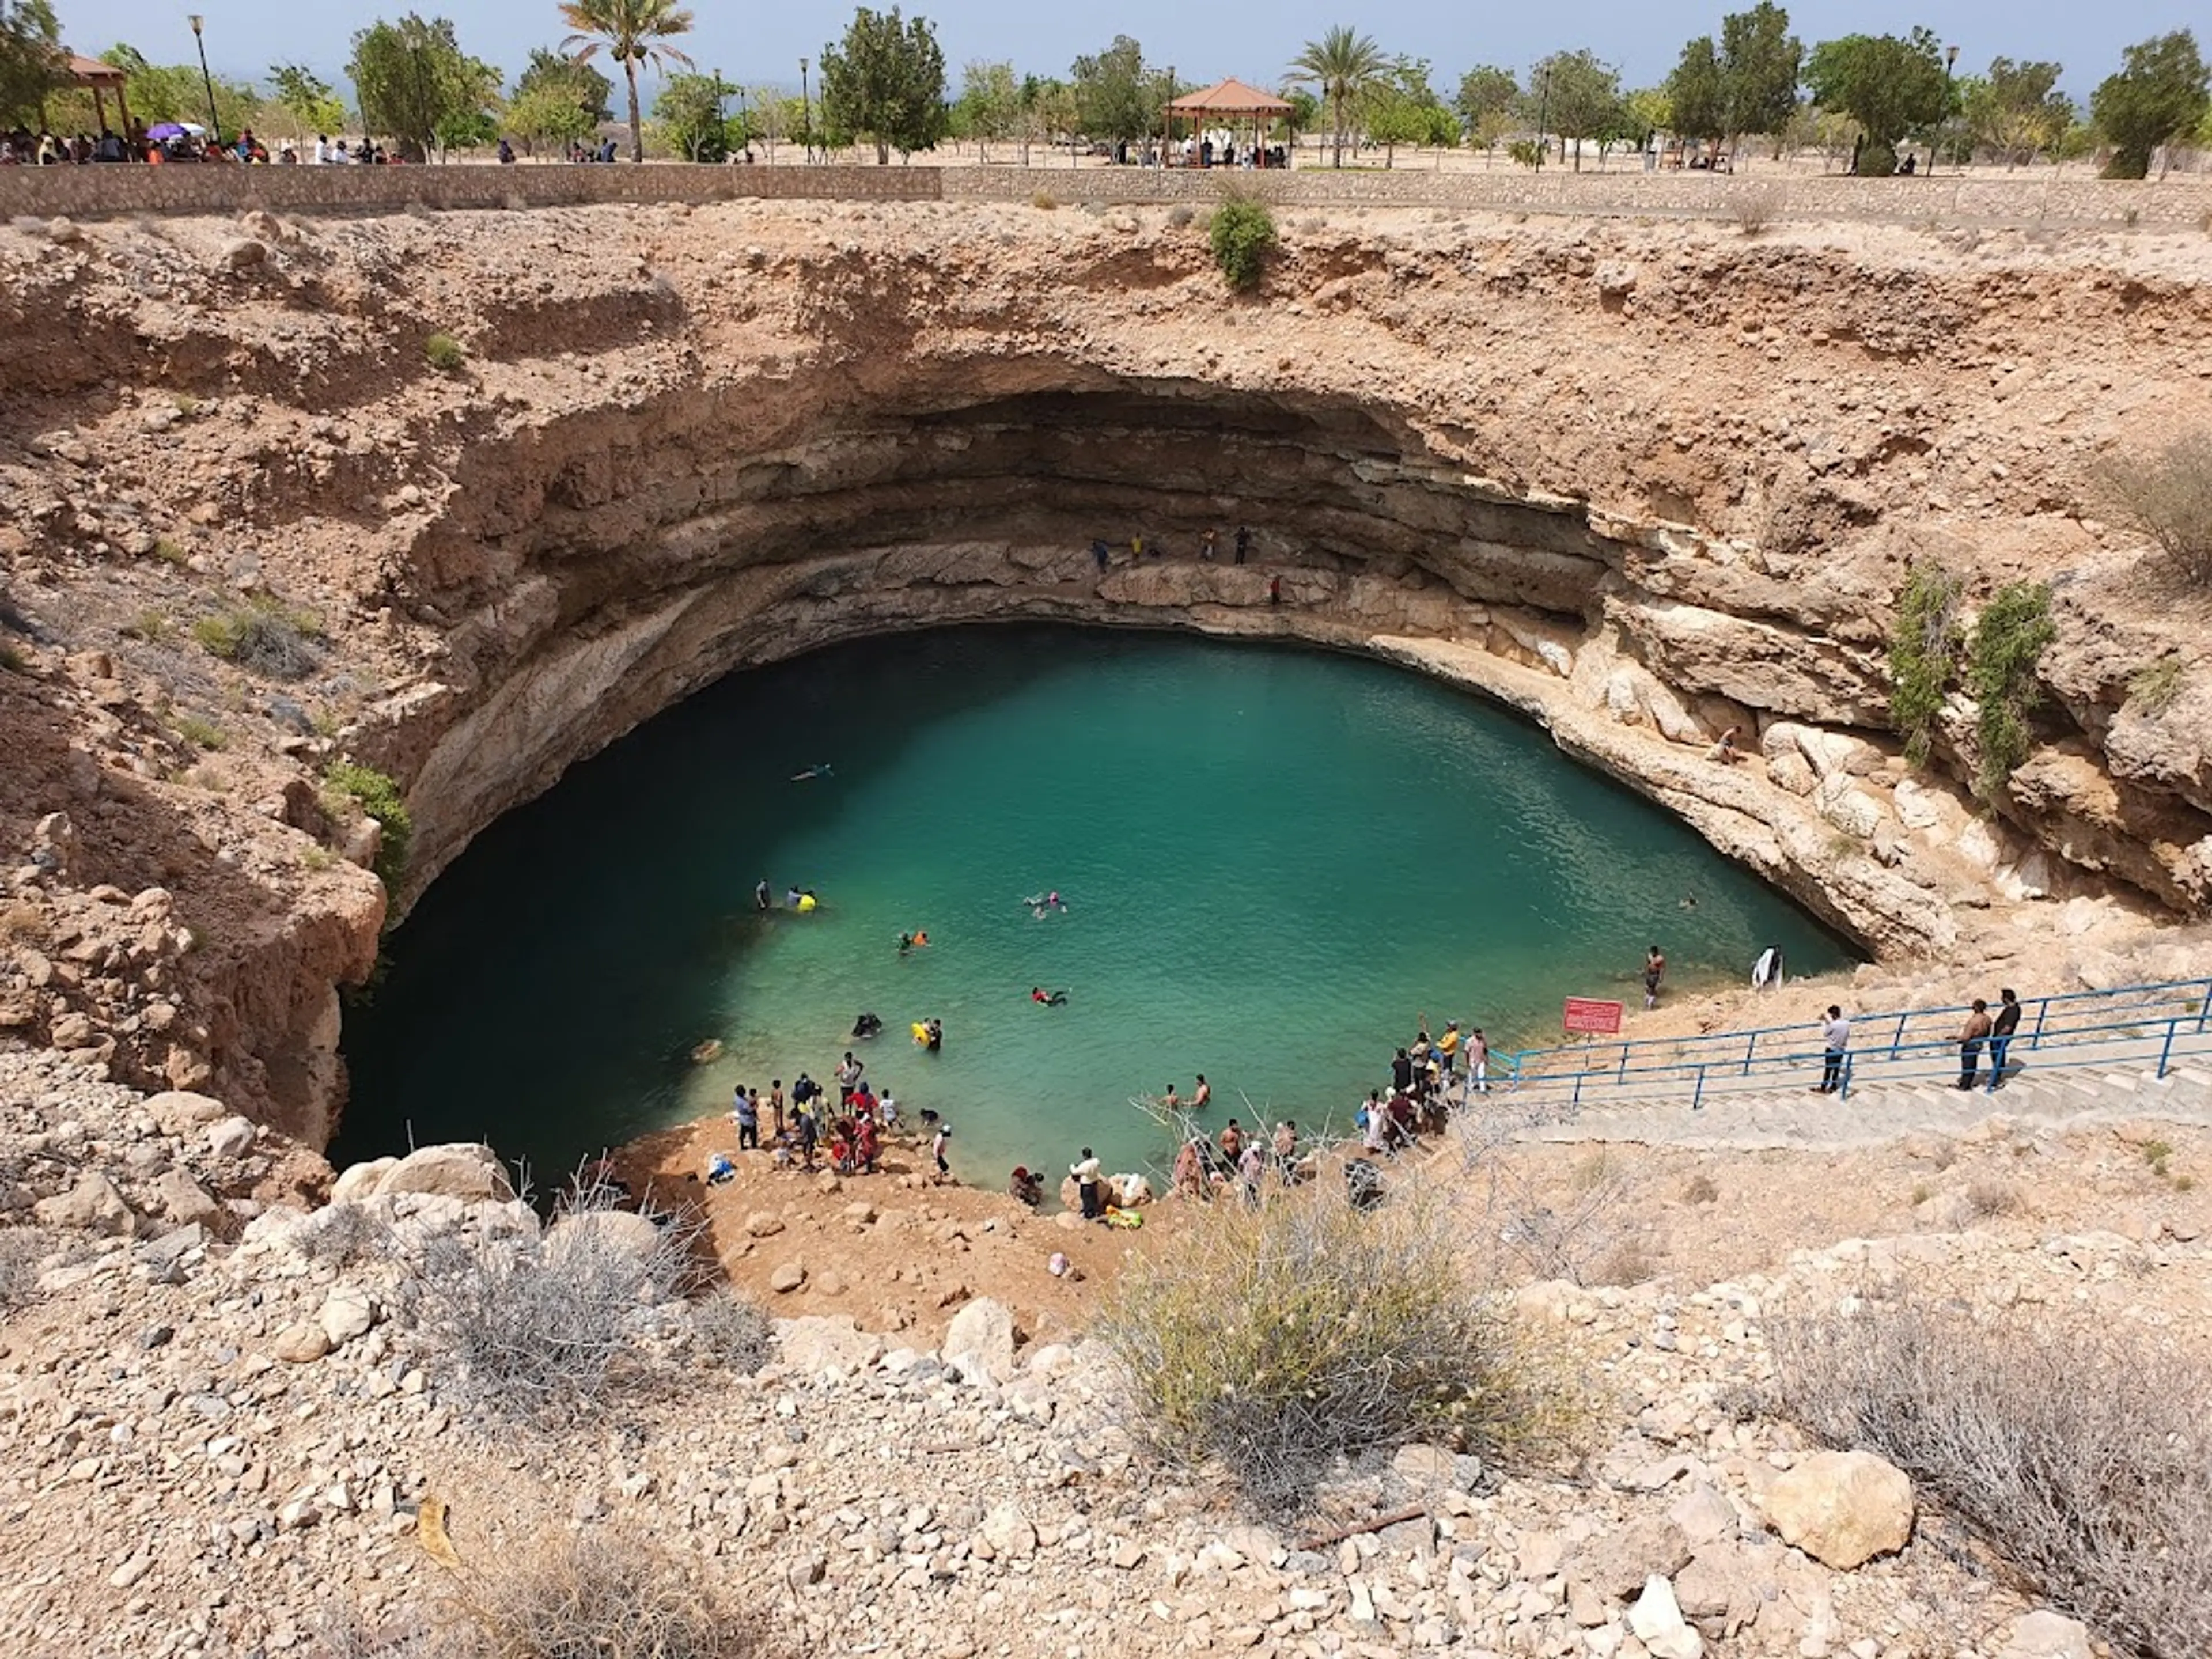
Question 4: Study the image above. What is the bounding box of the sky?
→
[56,0,2207,104]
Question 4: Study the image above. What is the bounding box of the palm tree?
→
[558,0,696,163]
[1291,25,1386,168]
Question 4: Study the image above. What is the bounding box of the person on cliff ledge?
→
[1234,525,1250,565]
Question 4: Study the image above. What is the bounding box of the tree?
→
[1721,2,1803,147]
[507,81,596,153]
[2090,31,2210,179]
[1524,50,1623,171]
[268,64,347,142]
[1363,58,1455,166]
[654,70,732,160]
[346,17,497,159]
[819,6,946,164]
[0,0,66,129]
[1666,37,1726,156]
[1025,76,1078,163]
[516,45,612,120]
[103,42,264,135]
[558,0,695,164]
[1804,29,1951,176]
[1623,86,1672,151]
[1454,63,1518,160]
[953,58,1017,161]
[1070,34,1164,145]
[1291,24,1385,168]
[1963,59,2070,168]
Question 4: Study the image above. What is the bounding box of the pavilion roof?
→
[1165,78,1291,116]
[67,54,128,87]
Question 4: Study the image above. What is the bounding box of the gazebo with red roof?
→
[66,54,135,138]
[1163,77,1293,168]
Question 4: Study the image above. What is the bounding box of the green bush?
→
[1965,581,2056,797]
[324,760,413,897]
[1209,197,1277,293]
[1886,563,1963,766]
[192,599,325,680]
[173,714,226,751]
[424,332,467,373]
[1094,1180,1583,1512]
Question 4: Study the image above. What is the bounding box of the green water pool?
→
[336,626,1852,1187]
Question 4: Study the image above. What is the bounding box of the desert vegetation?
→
[1094,1179,1584,1511]
[1209,196,1276,293]
[2100,431,2212,586]
[1770,1298,2212,1656]
[1964,581,2056,798]
[191,599,327,681]
[323,760,415,897]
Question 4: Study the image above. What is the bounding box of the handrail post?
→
[2031,996,2049,1050]
[1573,1073,1584,1111]
[1617,1044,1628,1084]
[2199,980,2211,1035]
[1742,1031,1756,1078]
[1889,1012,1906,1059]
[1840,1053,1853,1101]
[1692,1064,1705,1112]
[2159,1018,2177,1080]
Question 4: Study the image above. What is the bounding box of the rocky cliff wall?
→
[2,198,2209,1146]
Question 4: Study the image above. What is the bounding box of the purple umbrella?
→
[147,122,188,140]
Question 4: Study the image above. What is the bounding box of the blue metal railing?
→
[1474,975,2212,1118]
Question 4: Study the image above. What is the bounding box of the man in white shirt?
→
[1070,1147,1103,1220]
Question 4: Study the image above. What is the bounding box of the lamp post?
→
[1936,43,1959,176]
[187,14,222,149]
[799,57,811,164]
[713,67,725,163]
[1535,64,1551,173]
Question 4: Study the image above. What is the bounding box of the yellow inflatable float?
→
[911,1021,931,1044]
[796,892,817,914]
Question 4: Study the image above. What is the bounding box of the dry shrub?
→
[1770,1300,2212,1656]
[1963,1178,2020,1218]
[1459,1116,1635,1286]
[0,900,46,945]
[292,1202,394,1267]
[0,1226,55,1311]
[2099,432,2212,585]
[687,1287,773,1374]
[1094,1180,1582,1512]
[1732,185,1783,235]
[319,1529,778,1659]
[452,1529,776,1659]
[192,598,325,680]
[1680,1173,1719,1205]
[399,1181,694,1424]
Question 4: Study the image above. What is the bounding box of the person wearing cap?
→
[1071,1146,1103,1219]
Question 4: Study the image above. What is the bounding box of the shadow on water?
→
[337,625,1858,1186]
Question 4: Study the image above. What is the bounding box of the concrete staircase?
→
[1475,1027,2212,1153]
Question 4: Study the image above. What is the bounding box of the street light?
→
[799,57,811,164]
[187,14,222,149]
[1535,65,1551,173]
[713,67,725,163]
[1935,43,1959,177]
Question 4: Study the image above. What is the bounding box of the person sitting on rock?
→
[1009,1165,1043,1206]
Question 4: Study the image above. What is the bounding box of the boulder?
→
[1997,1610,2092,1659]
[1627,1576,1703,1659]
[207,1116,257,1160]
[147,1168,225,1232]
[979,1502,1037,1559]
[329,1157,396,1205]
[777,1315,886,1375]
[1672,1544,1763,1639]
[768,1262,806,1294]
[1577,1517,1693,1601]
[371,1144,513,1203]
[272,1322,332,1364]
[317,1288,377,1346]
[145,1090,228,1135]
[1758,1449,1914,1569]
[33,1171,135,1235]
[548,1209,661,1262]
[943,1295,1018,1382]
[744,1211,786,1238]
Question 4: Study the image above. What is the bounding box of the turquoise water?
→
[337,627,1851,1187]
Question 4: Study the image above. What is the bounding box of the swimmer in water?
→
[785,887,802,908]
[753,878,770,912]
[790,762,834,782]
[1031,987,1068,1006]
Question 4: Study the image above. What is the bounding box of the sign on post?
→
[1563,997,1624,1036]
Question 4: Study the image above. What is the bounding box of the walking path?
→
[1471,1020,2212,1154]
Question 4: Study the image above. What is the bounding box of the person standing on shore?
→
[1958,998,1993,1090]
[1643,945,1666,1010]
[1071,1146,1103,1219]
[1469,1027,1490,1095]
[732,1085,759,1151]
[1987,988,2021,1091]
[932,1121,953,1178]
[1234,525,1250,565]
[754,878,771,912]
[836,1051,864,1107]
[1815,1005,1850,1094]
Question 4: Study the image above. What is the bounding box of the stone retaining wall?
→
[2,155,2207,229]
[0,161,942,218]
